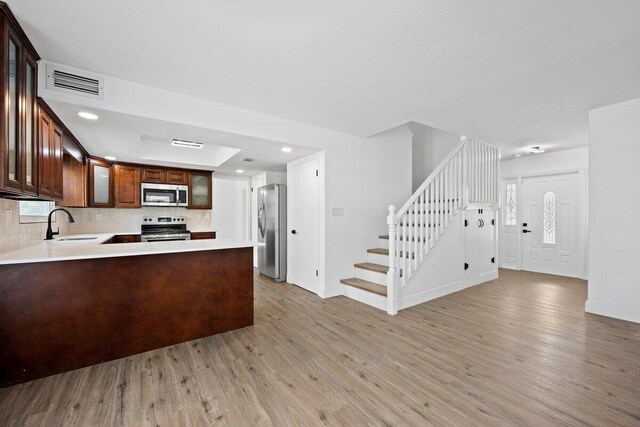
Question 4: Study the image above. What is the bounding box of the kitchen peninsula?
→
[0,238,254,387]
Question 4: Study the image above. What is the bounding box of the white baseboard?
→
[399,270,498,310]
[321,285,342,298]
[585,300,640,324]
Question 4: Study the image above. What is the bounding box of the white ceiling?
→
[8,0,640,154]
[48,101,317,176]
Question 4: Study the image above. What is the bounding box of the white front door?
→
[521,172,584,277]
[251,174,266,268]
[289,156,320,293]
[499,179,520,269]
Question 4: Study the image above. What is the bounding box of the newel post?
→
[387,205,398,315]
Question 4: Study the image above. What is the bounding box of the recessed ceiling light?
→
[78,111,98,120]
[236,169,244,174]
[104,155,116,161]
[527,146,545,154]
[171,139,203,149]
[281,147,292,153]
[513,154,522,158]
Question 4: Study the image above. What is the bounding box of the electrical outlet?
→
[331,207,344,217]
[196,214,202,221]
[5,209,13,224]
[96,213,103,221]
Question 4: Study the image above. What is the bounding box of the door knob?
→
[291,230,297,234]
[522,230,531,233]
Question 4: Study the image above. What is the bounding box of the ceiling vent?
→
[171,139,203,149]
[46,64,104,100]
[242,158,255,162]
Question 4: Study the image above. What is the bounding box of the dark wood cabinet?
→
[141,167,165,183]
[189,171,212,209]
[60,151,86,207]
[165,170,188,185]
[0,3,40,196]
[114,164,141,208]
[37,106,64,201]
[191,231,216,240]
[88,158,114,207]
[112,234,141,243]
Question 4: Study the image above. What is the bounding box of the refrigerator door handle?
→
[258,203,266,238]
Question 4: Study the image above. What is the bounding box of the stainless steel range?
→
[141,216,191,242]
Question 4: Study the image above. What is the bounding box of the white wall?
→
[586,97,640,324]
[322,125,413,296]
[40,62,413,298]
[212,177,250,239]
[408,122,461,191]
[501,147,589,178]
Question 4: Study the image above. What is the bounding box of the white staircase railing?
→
[386,137,499,314]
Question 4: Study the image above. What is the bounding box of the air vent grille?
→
[53,70,100,96]
[46,64,104,99]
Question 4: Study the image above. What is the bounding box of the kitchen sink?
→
[56,237,99,241]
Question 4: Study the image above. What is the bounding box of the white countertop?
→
[0,233,257,265]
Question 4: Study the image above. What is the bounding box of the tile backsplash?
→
[0,198,70,246]
[0,198,213,246]
[63,206,213,234]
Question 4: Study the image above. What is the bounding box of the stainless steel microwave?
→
[141,183,188,207]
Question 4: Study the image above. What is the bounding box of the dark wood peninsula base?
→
[0,247,253,387]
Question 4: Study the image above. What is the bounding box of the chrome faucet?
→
[45,208,75,240]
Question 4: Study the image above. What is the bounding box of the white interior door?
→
[499,179,520,269]
[289,157,320,293]
[521,172,583,277]
[251,174,266,268]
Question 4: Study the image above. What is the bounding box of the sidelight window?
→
[504,183,516,225]
[543,191,556,244]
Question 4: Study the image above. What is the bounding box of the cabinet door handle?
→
[522,229,531,233]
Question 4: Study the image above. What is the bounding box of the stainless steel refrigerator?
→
[257,184,287,282]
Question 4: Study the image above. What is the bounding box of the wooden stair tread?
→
[367,248,416,259]
[340,278,387,296]
[367,248,388,255]
[354,262,388,273]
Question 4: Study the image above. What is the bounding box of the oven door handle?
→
[142,233,191,241]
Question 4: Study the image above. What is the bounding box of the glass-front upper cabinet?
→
[1,4,41,195]
[88,158,114,208]
[5,35,20,190]
[188,172,212,209]
[23,55,38,195]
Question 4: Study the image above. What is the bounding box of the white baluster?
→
[418,192,423,263]
[416,195,422,270]
[430,182,434,248]
[422,188,428,256]
[386,205,398,315]
[402,213,407,282]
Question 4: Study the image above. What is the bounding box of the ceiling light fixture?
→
[171,139,203,149]
[527,146,545,154]
[78,111,98,120]
[236,169,244,174]
[104,155,116,161]
[281,147,292,153]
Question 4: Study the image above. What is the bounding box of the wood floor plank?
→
[1,269,639,426]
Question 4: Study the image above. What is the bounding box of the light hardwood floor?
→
[1,269,639,426]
